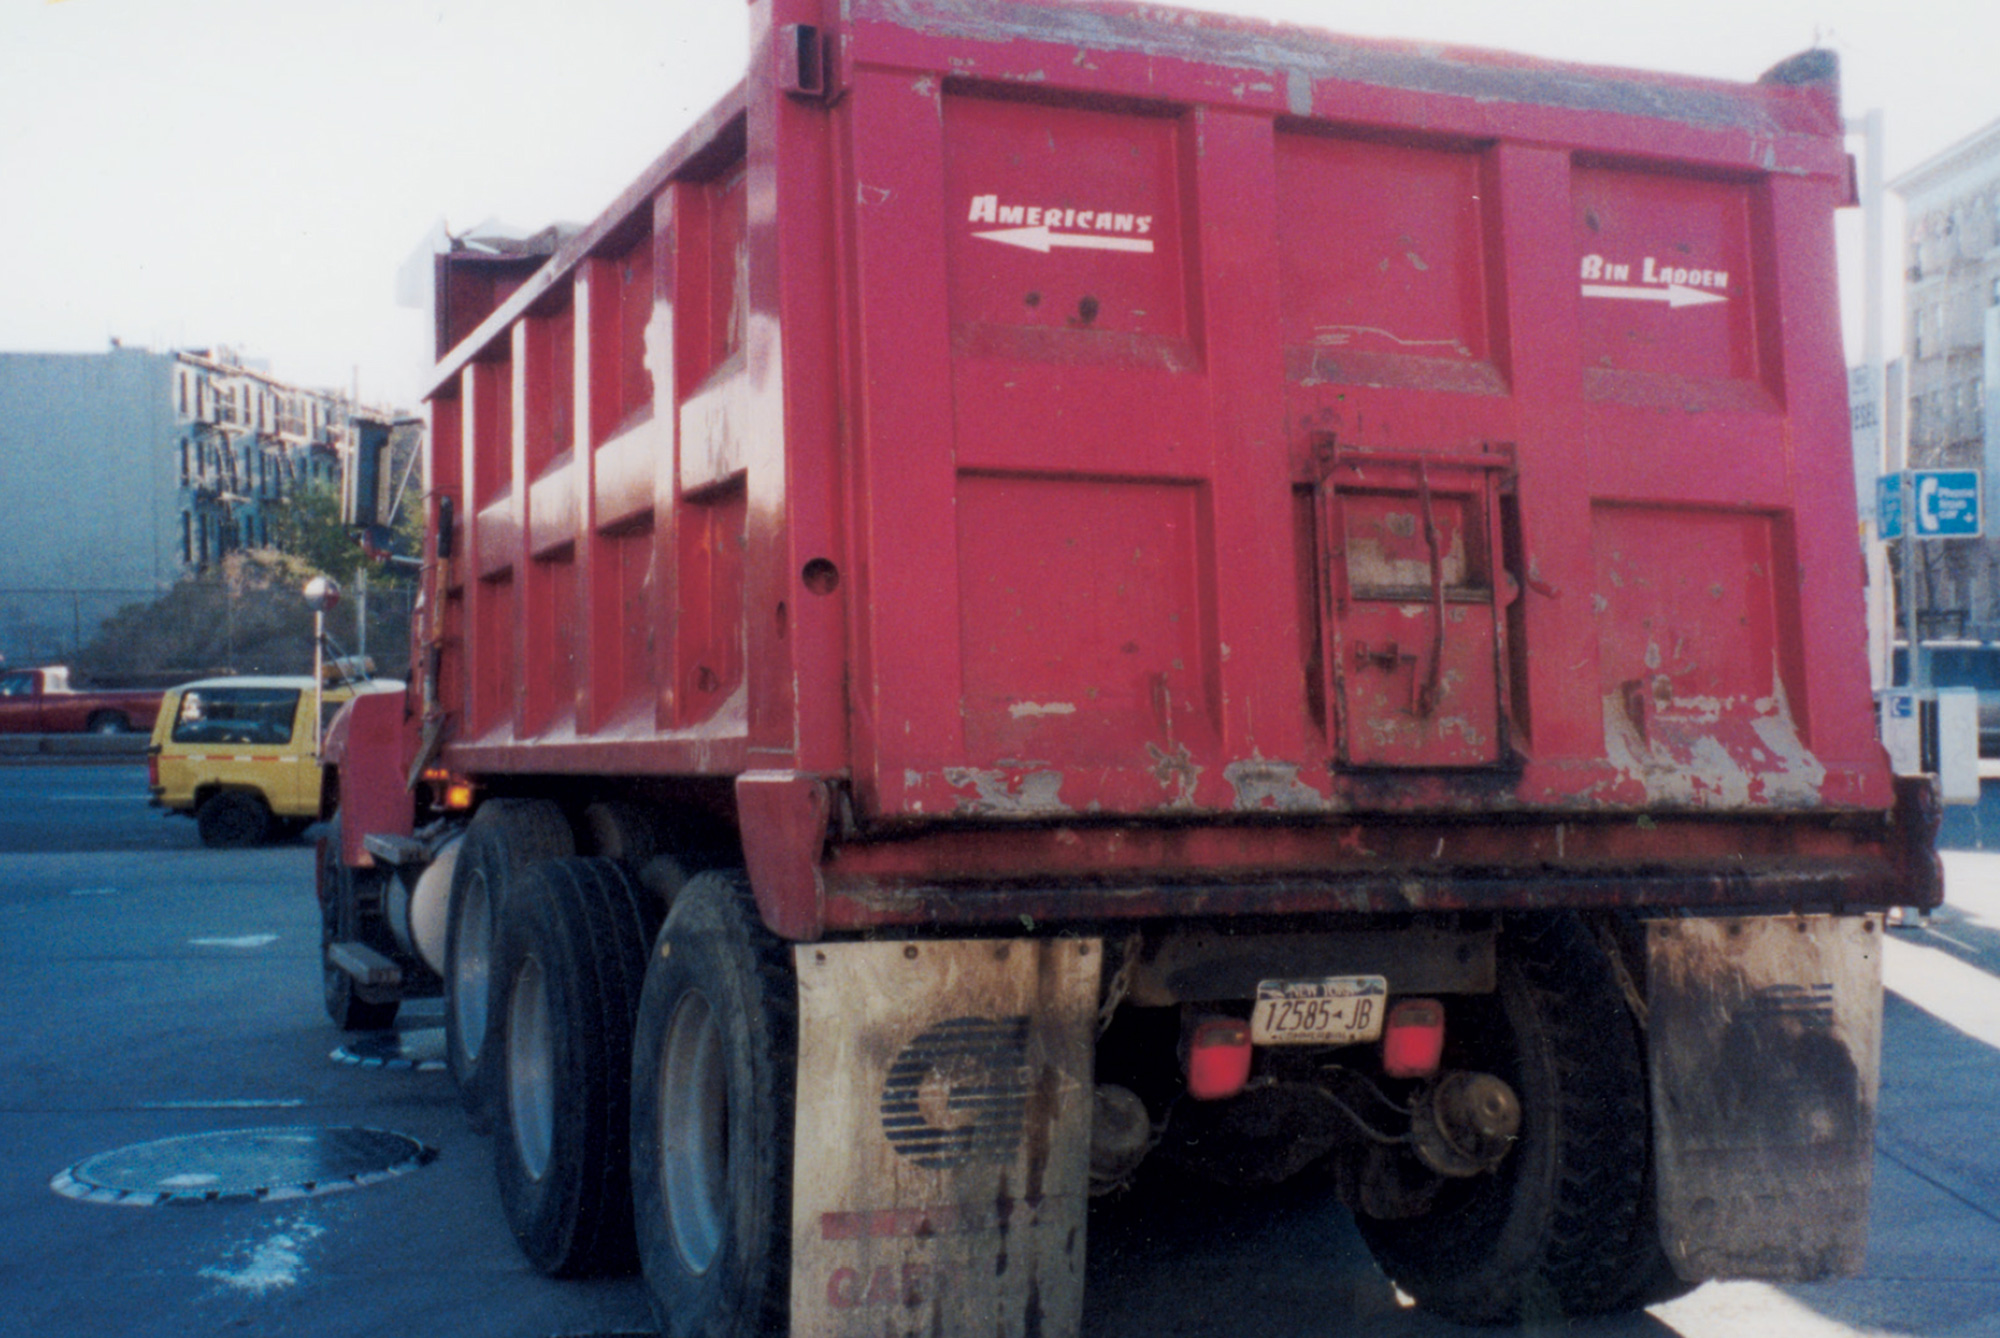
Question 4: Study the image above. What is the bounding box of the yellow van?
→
[148,675,404,847]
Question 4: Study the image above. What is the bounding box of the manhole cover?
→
[331,1027,446,1072]
[51,1126,437,1206]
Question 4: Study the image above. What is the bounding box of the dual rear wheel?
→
[457,832,1672,1331]
[489,857,660,1275]
[465,853,793,1334]
[628,871,794,1337]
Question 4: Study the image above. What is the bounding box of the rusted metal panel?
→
[1593,506,1827,809]
[829,1,1878,828]
[1320,447,1513,769]
[790,938,1099,1338]
[1647,914,1883,1281]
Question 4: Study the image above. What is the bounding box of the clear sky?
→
[1,0,1994,410]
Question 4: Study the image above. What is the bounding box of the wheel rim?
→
[508,954,555,1182]
[660,988,727,1275]
[453,870,490,1063]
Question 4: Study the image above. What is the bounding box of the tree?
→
[269,481,422,593]
[76,550,323,681]
[74,484,425,684]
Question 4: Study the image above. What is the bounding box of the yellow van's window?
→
[171,688,302,746]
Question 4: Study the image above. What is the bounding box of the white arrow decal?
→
[974,225,1155,255]
[1581,282,1728,308]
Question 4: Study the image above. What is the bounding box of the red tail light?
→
[1382,998,1446,1079]
[1186,1017,1253,1100]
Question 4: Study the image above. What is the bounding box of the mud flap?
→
[1647,914,1883,1282]
[790,938,1101,1337]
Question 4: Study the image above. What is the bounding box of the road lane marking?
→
[1884,935,2000,1051]
[188,934,279,949]
[138,1099,305,1110]
[1919,924,1982,955]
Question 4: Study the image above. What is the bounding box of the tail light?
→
[422,767,476,811]
[1185,1017,1253,1100]
[1382,998,1446,1079]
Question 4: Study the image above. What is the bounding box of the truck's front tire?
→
[491,857,660,1276]
[445,799,574,1131]
[319,819,399,1031]
[630,870,795,1338]
[1355,913,1682,1323]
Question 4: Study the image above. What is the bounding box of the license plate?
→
[1250,976,1388,1046]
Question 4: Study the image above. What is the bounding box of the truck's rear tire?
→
[197,790,272,848]
[491,857,661,1276]
[445,799,574,1131]
[1355,913,1681,1324]
[319,819,399,1031]
[630,870,795,1338]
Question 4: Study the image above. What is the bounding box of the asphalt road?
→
[2,761,1999,1337]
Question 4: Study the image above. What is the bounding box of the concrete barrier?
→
[0,734,150,762]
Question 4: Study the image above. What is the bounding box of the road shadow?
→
[1083,1165,1679,1338]
[1762,993,2000,1335]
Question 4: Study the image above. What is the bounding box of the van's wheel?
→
[319,820,400,1031]
[631,870,795,1338]
[1354,913,1687,1323]
[197,790,272,848]
[492,857,661,1276]
[445,799,574,1131]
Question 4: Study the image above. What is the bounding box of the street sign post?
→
[1877,473,1903,539]
[1887,468,1984,697]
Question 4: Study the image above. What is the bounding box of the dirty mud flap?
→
[791,938,1101,1338]
[1647,914,1882,1282]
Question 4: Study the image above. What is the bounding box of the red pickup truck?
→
[0,666,165,735]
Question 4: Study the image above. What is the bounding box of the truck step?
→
[362,834,428,866]
[327,941,402,989]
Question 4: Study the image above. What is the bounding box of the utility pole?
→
[1848,108,1910,693]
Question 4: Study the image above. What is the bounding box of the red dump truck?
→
[317,2,1940,1333]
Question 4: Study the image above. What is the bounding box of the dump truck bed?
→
[412,0,1929,939]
